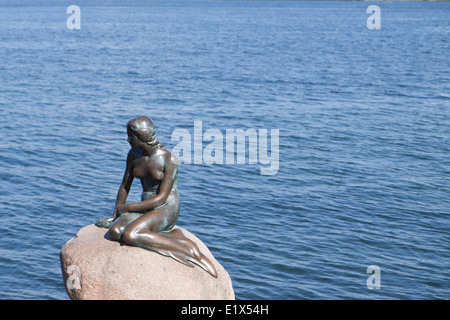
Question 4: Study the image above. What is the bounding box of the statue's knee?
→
[108,225,122,241]
[122,228,138,245]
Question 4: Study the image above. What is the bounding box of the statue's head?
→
[127,116,157,147]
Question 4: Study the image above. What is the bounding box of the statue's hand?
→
[95,217,114,228]
[115,204,129,216]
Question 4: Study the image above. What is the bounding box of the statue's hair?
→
[127,116,164,148]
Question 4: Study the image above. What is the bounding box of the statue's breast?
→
[147,155,164,181]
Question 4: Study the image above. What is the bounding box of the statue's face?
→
[127,132,140,149]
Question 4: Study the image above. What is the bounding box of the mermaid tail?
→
[158,229,218,278]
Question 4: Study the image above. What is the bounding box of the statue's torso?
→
[130,148,178,200]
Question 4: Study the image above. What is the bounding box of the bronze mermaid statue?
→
[95,116,218,278]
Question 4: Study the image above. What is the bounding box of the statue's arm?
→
[127,153,177,213]
[112,150,135,219]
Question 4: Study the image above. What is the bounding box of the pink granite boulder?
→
[60,224,234,300]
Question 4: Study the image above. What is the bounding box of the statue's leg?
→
[122,208,218,278]
[121,207,190,254]
[108,213,142,241]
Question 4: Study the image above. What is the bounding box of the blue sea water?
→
[0,0,449,300]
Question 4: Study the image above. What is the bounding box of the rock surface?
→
[60,224,234,300]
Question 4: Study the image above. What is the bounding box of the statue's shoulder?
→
[157,148,179,166]
[126,148,141,162]
[170,152,179,166]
